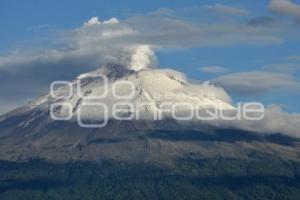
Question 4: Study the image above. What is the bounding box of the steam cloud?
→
[129,45,156,71]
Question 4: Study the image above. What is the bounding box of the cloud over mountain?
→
[213,71,300,95]
[210,105,300,138]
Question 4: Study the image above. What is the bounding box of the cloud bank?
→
[269,0,300,21]
[213,71,300,95]
[210,105,300,138]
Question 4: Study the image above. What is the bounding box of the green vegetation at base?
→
[0,156,300,200]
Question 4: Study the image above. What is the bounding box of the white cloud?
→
[83,17,120,27]
[209,105,300,138]
[84,16,101,26]
[199,65,228,74]
[269,0,300,20]
[1,13,283,73]
[204,4,249,16]
[103,17,119,24]
[213,71,300,94]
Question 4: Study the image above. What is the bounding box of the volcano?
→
[0,63,299,164]
[1,64,300,199]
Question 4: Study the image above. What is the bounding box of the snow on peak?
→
[27,66,234,122]
[7,63,235,128]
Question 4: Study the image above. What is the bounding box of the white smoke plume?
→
[128,45,156,71]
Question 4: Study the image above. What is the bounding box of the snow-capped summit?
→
[11,63,234,125]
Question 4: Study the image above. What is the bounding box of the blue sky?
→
[0,0,300,114]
